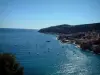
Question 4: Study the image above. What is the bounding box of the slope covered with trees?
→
[39,23,100,34]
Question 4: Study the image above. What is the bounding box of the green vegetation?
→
[0,53,24,75]
[39,23,100,34]
[39,23,100,54]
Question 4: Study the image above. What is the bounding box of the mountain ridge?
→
[39,23,100,34]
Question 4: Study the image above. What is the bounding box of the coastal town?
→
[39,23,100,54]
[57,31,100,54]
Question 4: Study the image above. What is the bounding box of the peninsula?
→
[39,23,100,54]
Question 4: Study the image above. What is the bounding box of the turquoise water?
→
[0,29,100,75]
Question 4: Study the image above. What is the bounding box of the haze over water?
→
[0,29,100,75]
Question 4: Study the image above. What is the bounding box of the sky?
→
[0,0,100,29]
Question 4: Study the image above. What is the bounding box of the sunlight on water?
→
[0,29,100,75]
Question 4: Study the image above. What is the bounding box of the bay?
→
[0,29,100,75]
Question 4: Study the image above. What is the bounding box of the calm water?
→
[0,29,100,75]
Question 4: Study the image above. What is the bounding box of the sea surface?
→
[0,28,100,75]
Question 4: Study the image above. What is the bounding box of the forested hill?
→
[38,23,100,34]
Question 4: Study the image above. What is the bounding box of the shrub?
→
[0,53,24,75]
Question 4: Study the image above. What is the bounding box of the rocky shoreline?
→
[39,23,100,54]
[57,31,100,54]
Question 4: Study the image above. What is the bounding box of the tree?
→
[0,53,24,75]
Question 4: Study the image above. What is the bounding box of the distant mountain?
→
[38,23,100,34]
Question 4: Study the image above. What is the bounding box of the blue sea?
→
[0,28,100,75]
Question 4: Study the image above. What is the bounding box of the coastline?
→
[38,23,100,54]
[57,31,100,54]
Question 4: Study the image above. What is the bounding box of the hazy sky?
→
[0,0,100,29]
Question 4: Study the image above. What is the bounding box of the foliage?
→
[39,23,100,34]
[0,53,24,75]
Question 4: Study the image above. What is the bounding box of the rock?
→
[80,42,92,50]
[92,45,100,54]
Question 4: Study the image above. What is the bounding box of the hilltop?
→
[39,23,100,54]
[38,23,100,34]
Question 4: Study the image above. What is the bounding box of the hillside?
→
[38,23,100,34]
